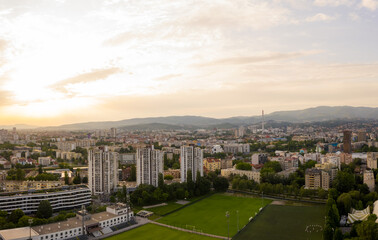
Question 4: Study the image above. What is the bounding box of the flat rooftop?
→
[0,227,39,240]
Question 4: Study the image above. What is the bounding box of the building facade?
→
[343,130,352,154]
[367,152,378,169]
[221,169,261,183]
[363,170,375,192]
[180,146,203,182]
[88,147,119,195]
[0,186,91,214]
[136,147,163,187]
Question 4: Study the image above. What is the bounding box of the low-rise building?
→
[367,152,378,169]
[0,186,91,214]
[204,158,221,172]
[38,156,52,166]
[221,158,233,169]
[221,168,260,183]
[0,203,134,240]
[363,170,375,192]
[305,168,330,190]
[0,180,64,192]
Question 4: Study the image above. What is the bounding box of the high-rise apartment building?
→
[343,130,352,154]
[180,146,203,182]
[88,147,119,195]
[367,152,378,169]
[305,168,330,190]
[136,147,163,187]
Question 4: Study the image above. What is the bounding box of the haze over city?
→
[1,0,378,126]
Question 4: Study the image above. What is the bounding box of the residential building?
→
[363,170,375,192]
[203,158,221,172]
[136,147,163,187]
[0,186,91,214]
[38,156,52,166]
[340,153,353,165]
[305,168,330,190]
[223,144,250,154]
[119,153,136,164]
[221,158,233,169]
[180,146,203,182]
[251,153,268,165]
[211,145,223,154]
[343,130,352,154]
[367,152,378,169]
[358,131,366,142]
[0,180,64,192]
[56,151,82,160]
[221,168,261,183]
[88,147,119,195]
[0,203,134,240]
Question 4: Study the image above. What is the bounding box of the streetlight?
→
[236,210,239,232]
[226,211,230,240]
[28,218,33,240]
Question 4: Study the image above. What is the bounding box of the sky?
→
[0,0,378,126]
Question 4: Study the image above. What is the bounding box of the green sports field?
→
[158,193,271,237]
[105,223,215,240]
[234,204,325,240]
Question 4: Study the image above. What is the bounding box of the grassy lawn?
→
[234,204,325,240]
[148,202,183,216]
[105,223,216,240]
[158,193,271,237]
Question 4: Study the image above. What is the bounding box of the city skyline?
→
[1,0,378,126]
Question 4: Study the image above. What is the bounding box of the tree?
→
[213,176,229,192]
[186,170,195,197]
[262,161,282,172]
[337,193,352,215]
[164,175,174,180]
[356,219,377,240]
[327,204,340,228]
[36,200,52,219]
[333,228,343,240]
[333,171,355,193]
[235,162,252,171]
[82,176,88,184]
[8,209,24,224]
[323,223,334,240]
[73,172,81,184]
[158,173,164,189]
[38,165,43,174]
[129,165,136,181]
[64,171,69,185]
[110,195,116,203]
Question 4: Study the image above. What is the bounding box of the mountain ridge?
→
[34,106,378,130]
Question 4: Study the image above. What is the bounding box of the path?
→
[150,221,227,239]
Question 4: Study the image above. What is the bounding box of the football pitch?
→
[158,193,271,237]
[233,204,326,240]
[105,223,216,240]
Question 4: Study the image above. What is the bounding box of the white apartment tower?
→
[180,146,203,183]
[88,147,119,195]
[136,147,163,187]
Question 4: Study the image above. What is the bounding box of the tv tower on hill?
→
[262,110,265,133]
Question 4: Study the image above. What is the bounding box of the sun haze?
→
[0,0,377,126]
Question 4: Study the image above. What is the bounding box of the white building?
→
[136,147,163,187]
[0,186,91,214]
[180,146,203,182]
[223,144,250,154]
[221,168,261,183]
[211,145,224,154]
[0,203,134,240]
[38,157,52,166]
[88,147,119,195]
[364,170,375,192]
[367,152,378,169]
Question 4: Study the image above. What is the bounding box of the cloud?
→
[313,0,355,7]
[349,12,360,21]
[0,90,13,106]
[306,13,336,22]
[52,67,121,90]
[196,51,320,67]
[361,0,378,10]
[155,74,182,81]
